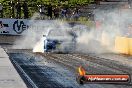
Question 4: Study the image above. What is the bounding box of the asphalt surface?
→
[1,3,132,88]
[6,49,132,88]
[0,47,27,88]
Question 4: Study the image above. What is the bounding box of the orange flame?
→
[78,66,86,76]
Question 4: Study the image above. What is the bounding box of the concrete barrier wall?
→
[115,36,132,55]
[0,19,28,35]
[129,38,132,55]
[0,35,21,44]
[0,47,27,88]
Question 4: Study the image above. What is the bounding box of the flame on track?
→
[78,66,86,76]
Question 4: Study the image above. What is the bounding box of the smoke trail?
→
[76,5,132,54]
[12,5,132,54]
[12,13,73,52]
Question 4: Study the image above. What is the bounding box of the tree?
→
[0,0,94,18]
[68,0,94,6]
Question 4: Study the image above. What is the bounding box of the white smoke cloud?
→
[12,6,132,54]
[12,13,72,52]
[76,6,132,54]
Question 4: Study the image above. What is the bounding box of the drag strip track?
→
[9,56,38,88]
[41,53,129,74]
[39,53,79,70]
[8,53,66,88]
[67,54,132,74]
[7,49,132,88]
[37,53,132,87]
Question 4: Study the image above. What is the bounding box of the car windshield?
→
[48,29,69,37]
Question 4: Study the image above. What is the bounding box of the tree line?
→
[0,0,94,18]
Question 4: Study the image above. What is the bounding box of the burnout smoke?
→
[12,14,73,52]
[13,5,132,54]
[76,5,132,54]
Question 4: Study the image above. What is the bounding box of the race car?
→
[43,29,77,53]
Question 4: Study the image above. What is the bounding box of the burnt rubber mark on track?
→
[71,54,132,74]
[42,54,123,74]
[6,49,32,53]
[21,65,65,88]
[41,53,132,77]
[7,49,132,88]
[8,53,69,88]
[41,53,78,70]
[9,57,38,88]
[37,53,132,87]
